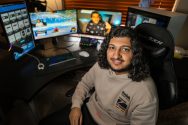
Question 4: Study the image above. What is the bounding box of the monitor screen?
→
[0,2,35,60]
[29,10,77,40]
[77,9,122,36]
[126,7,170,29]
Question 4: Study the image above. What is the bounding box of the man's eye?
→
[108,46,115,50]
[122,47,131,52]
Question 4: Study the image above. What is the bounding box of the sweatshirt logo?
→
[115,91,130,112]
[116,97,127,110]
[121,91,130,101]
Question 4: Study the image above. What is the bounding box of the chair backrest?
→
[135,23,178,109]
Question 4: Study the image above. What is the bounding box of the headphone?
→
[37,62,45,70]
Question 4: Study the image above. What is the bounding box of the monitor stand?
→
[52,37,59,47]
[34,37,71,58]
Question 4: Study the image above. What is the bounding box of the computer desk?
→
[0,37,101,104]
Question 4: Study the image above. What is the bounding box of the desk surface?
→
[0,40,98,101]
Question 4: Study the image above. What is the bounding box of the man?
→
[86,11,111,36]
[36,19,44,27]
[39,27,158,125]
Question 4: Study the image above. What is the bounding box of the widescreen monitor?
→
[77,9,122,37]
[0,2,35,60]
[29,10,77,40]
[126,7,170,29]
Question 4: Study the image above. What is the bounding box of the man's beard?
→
[109,64,132,73]
[108,58,132,73]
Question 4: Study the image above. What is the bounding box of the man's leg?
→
[39,104,71,125]
[39,102,97,125]
[82,103,97,125]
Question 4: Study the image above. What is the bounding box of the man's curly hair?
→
[98,26,150,82]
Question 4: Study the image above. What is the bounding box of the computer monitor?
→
[126,7,170,29]
[126,6,188,48]
[29,9,77,40]
[0,2,35,60]
[77,9,122,37]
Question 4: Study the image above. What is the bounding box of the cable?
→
[55,0,59,10]
[46,6,54,11]
[26,53,40,64]
[26,53,45,70]
[63,44,74,48]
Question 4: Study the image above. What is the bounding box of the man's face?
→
[91,13,100,24]
[107,37,133,75]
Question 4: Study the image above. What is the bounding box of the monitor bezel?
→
[76,9,123,35]
[0,1,35,60]
[29,9,78,41]
[126,7,170,28]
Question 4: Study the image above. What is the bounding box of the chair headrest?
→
[134,23,174,58]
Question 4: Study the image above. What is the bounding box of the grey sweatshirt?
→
[72,63,158,125]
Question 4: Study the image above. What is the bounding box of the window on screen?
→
[126,12,157,29]
[77,9,122,37]
[29,10,77,40]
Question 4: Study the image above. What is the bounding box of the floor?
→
[3,67,188,125]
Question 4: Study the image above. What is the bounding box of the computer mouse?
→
[79,51,90,57]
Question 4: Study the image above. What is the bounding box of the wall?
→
[0,0,23,4]
[173,0,188,13]
[0,0,62,11]
[63,0,176,26]
[46,0,63,11]
[173,0,188,49]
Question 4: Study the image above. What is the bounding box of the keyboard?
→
[79,37,99,48]
[46,53,76,67]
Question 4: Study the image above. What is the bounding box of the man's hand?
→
[69,107,83,125]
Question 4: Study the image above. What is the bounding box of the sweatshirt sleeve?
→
[130,99,158,125]
[71,63,98,109]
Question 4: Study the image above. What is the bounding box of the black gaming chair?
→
[135,23,178,109]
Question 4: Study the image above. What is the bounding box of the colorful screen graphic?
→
[77,9,122,36]
[0,2,35,60]
[126,7,169,29]
[30,10,77,40]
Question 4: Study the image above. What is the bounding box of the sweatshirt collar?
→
[108,69,129,79]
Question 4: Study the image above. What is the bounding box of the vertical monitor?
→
[0,2,35,60]
[126,7,170,29]
[29,10,77,40]
[77,9,122,37]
